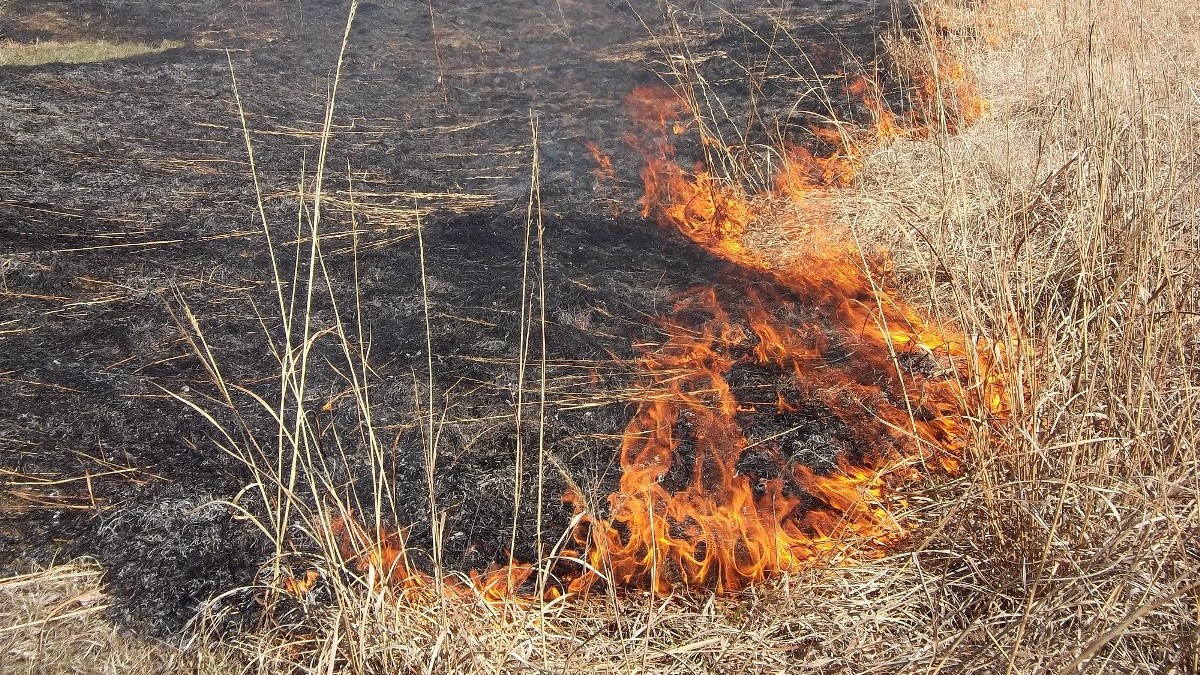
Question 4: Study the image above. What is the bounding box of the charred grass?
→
[3,0,1198,673]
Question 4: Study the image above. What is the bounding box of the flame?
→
[281,569,321,599]
[907,33,989,133]
[582,140,617,186]
[845,32,989,141]
[845,75,907,143]
[328,514,546,604]
[563,43,1005,592]
[563,274,995,593]
[318,34,1004,604]
[565,286,929,594]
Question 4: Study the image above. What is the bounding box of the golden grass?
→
[0,39,182,67]
[0,560,233,675]
[183,0,1196,669]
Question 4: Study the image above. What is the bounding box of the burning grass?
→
[170,2,1005,610]
[161,0,1199,670]
[3,0,1197,671]
[176,0,1194,668]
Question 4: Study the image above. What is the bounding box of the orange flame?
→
[907,33,989,134]
[319,35,1004,604]
[582,140,617,186]
[562,46,1004,592]
[281,569,321,599]
[565,286,925,594]
[563,273,997,593]
[328,514,546,604]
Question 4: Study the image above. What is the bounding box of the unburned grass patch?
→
[0,560,232,675]
[0,39,182,67]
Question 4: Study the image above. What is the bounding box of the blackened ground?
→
[315,207,730,579]
[1,0,911,636]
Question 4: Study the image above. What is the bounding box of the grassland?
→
[1,0,1196,673]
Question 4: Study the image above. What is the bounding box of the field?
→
[1,0,1197,673]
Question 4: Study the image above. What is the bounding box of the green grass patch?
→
[0,39,182,67]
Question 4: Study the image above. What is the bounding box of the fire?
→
[281,569,320,599]
[562,46,1004,592]
[845,32,989,141]
[906,33,989,133]
[581,140,617,186]
[328,514,544,604]
[563,271,994,593]
[845,75,907,143]
[305,32,1004,604]
[564,285,932,594]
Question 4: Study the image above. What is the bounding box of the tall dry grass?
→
[813,0,1200,670]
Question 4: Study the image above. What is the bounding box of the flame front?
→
[568,275,989,593]
[573,287,920,594]
[566,70,1004,593]
[322,37,1005,603]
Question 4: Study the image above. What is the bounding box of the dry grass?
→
[772,0,1200,670]
[5,0,1196,672]
[189,1,1195,671]
[0,39,182,67]
[0,560,233,675]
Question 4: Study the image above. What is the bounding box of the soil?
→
[0,0,911,636]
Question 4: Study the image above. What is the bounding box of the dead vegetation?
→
[0,0,182,65]
[1,0,1196,672]
[0,39,181,67]
[0,560,233,675]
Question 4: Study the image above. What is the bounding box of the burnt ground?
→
[0,0,912,636]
